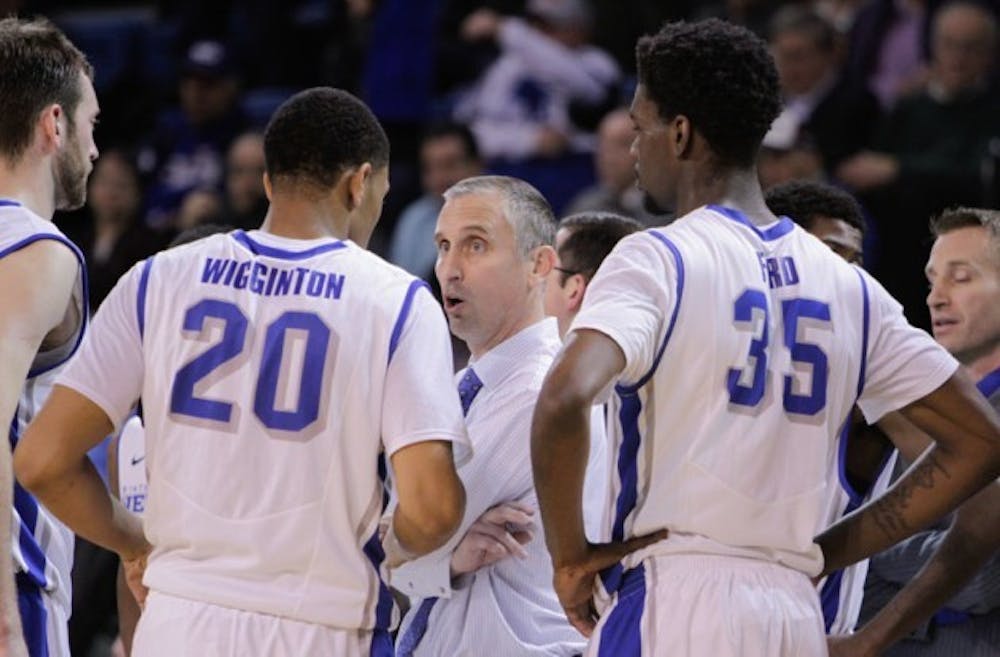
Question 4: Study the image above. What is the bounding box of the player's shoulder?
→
[0,203,68,251]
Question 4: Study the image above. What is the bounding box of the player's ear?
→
[346,162,373,211]
[672,114,691,159]
[38,103,63,153]
[262,172,273,201]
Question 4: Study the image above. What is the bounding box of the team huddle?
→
[1,13,999,657]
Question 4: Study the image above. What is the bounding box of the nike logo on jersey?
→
[131,454,145,466]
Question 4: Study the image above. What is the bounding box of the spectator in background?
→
[62,150,171,310]
[844,0,931,111]
[138,39,248,230]
[757,127,826,191]
[566,107,666,225]
[389,123,482,284]
[454,0,620,161]
[837,0,999,327]
[173,131,267,231]
[766,6,882,175]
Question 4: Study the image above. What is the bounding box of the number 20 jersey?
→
[58,229,469,630]
[571,205,957,579]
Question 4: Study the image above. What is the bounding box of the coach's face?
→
[629,84,675,211]
[435,192,536,358]
[926,226,1000,367]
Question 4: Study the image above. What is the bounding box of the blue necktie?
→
[457,367,483,417]
[396,368,482,656]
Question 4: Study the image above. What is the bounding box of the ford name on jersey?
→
[200,257,346,300]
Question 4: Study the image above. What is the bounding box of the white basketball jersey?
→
[818,425,897,634]
[116,416,148,516]
[572,205,957,585]
[59,229,469,631]
[0,200,86,613]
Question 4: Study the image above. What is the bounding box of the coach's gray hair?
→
[443,175,556,257]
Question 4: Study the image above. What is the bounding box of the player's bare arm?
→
[14,386,150,571]
[830,411,1000,656]
[386,440,466,567]
[0,240,79,656]
[531,328,667,637]
[816,371,1000,575]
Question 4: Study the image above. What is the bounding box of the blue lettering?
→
[292,267,309,294]
[306,272,325,297]
[781,257,800,285]
[325,273,345,299]
[274,269,293,296]
[222,259,238,286]
[250,262,267,294]
[201,258,228,284]
[766,258,782,289]
[264,267,279,296]
[233,261,251,289]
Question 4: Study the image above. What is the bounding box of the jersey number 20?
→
[727,289,830,415]
[170,299,331,431]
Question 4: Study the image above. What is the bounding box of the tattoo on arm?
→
[871,453,951,541]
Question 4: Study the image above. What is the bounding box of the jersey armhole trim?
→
[3,234,91,378]
[137,256,155,341]
[854,267,870,398]
[388,280,431,366]
[615,230,684,395]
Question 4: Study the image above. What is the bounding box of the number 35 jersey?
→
[570,205,957,578]
[58,229,469,630]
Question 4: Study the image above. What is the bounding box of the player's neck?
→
[0,159,56,220]
[674,165,773,224]
[259,197,351,242]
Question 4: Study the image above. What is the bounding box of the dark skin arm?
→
[817,371,1000,577]
[829,410,1000,657]
[531,329,668,637]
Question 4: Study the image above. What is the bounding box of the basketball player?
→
[531,19,1000,656]
[15,88,468,657]
[0,17,99,657]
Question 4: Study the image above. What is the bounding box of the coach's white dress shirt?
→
[391,318,605,656]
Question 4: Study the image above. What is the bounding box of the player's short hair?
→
[443,175,556,257]
[557,212,643,283]
[0,17,93,163]
[636,19,781,167]
[765,181,866,235]
[263,88,389,194]
[422,122,480,162]
[930,207,1000,260]
[768,6,836,53]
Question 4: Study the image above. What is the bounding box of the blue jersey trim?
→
[977,367,1000,399]
[137,257,155,341]
[361,463,393,634]
[597,564,646,656]
[854,269,870,398]
[9,414,49,590]
[0,234,90,378]
[388,280,430,366]
[820,568,846,632]
[600,390,644,593]
[16,572,49,657]
[231,230,347,261]
[616,230,685,394]
[0,199,22,208]
[708,204,796,241]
